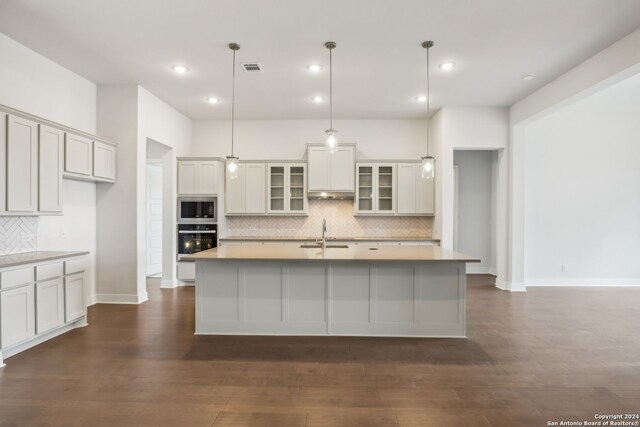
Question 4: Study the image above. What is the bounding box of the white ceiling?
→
[1,0,640,120]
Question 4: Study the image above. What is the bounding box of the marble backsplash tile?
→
[0,217,37,255]
[228,200,433,238]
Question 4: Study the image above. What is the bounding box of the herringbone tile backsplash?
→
[0,217,37,255]
[228,200,433,238]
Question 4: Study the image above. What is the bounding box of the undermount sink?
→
[300,244,349,249]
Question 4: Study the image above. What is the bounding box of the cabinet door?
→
[7,115,38,212]
[415,169,435,215]
[196,162,218,195]
[65,133,92,176]
[397,163,417,214]
[268,165,286,213]
[225,164,245,213]
[36,278,64,334]
[39,125,64,212]
[245,164,266,214]
[1,284,35,348]
[178,161,198,195]
[0,114,6,212]
[307,147,331,191]
[288,165,306,213]
[64,272,87,323]
[331,146,355,192]
[93,141,116,181]
[356,165,374,213]
[376,165,395,213]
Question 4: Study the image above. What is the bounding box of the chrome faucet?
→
[319,218,327,250]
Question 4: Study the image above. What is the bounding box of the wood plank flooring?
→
[1,275,639,426]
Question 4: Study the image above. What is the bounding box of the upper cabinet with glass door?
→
[355,163,396,215]
[267,163,308,215]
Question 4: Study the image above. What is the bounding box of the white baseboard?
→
[160,279,177,289]
[96,292,148,304]
[495,279,527,292]
[179,280,195,287]
[526,278,640,287]
[466,265,497,275]
[87,293,97,306]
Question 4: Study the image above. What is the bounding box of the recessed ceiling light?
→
[439,61,456,71]
[522,73,536,81]
[415,95,427,103]
[171,65,189,74]
[311,96,324,103]
[307,64,323,73]
[206,96,220,104]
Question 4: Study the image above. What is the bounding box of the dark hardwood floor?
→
[1,275,639,426]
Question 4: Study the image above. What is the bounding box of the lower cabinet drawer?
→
[36,262,64,282]
[1,266,34,290]
[177,262,195,281]
[64,258,87,275]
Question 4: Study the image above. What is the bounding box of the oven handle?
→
[178,230,217,234]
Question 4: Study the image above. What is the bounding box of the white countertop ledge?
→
[184,245,479,263]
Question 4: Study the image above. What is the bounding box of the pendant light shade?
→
[325,41,337,154]
[421,40,435,180]
[227,42,240,180]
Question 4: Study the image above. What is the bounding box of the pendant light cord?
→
[426,43,431,156]
[329,45,333,131]
[231,47,236,156]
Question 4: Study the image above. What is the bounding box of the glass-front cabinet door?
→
[355,163,395,214]
[267,164,307,214]
[356,165,374,213]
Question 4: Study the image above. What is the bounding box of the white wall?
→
[524,78,640,285]
[192,120,426,160]
[454,151,495,274]
[0,32,99,302]
[0,32,96,133]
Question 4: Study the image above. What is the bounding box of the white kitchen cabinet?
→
[177,261,196,281]
[65,133,92,176]
[93,141,116,181]
[397,162,435,215]
[36,277,64,334]
[267,164,307,214]
[178,160,219,195]
[225,163,266,215]
[38,125,64,212]
[355,163,396,214]
[1,284,35,348]
[0,113,6,212]
[6,115,38,213]
[64,272,87,323]
[307,145,355,193]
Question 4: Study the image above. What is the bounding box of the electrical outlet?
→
[561,264,568,273]
[21,234,32,242]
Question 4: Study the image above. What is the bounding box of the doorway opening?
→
[453,150,499,275]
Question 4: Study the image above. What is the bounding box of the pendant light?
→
[226,42,240,179]
[325,41,337,154]
[421,40,435,180]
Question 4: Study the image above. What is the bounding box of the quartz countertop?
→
[184,244,477,262]
[0,251,89,269]
[219,236,440,242]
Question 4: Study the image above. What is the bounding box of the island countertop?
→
[183,244,479,263]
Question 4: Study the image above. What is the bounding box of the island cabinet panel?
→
[287,265,326,323]
[195,260,466,337]
[244,264,282,322]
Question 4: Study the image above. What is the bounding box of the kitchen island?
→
[184,244,479,338]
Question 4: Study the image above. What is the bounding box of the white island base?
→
[195,255,470,338]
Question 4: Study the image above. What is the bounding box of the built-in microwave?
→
[178,197,217,223]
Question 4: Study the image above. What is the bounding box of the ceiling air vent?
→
[241,63,263,73]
